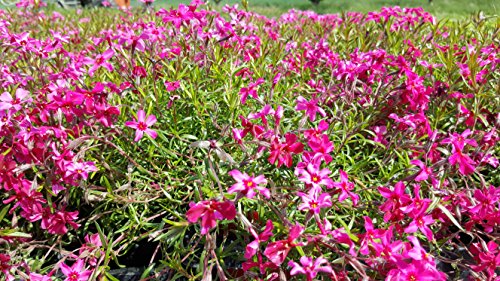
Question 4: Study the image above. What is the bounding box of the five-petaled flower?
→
[185,200,236,235]
[60,259,92,281]
[125,110,158,142]
[288,256,333,281]
[228,170,270,199]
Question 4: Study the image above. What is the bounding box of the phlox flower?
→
[87,49,114,77]
[386,262,446,281]
[378,181,411,222]
[228,170,269,199]
[441,129,477,151]
[298,163,334,190]
[288,256,333,281]
[164,80,180,91]
[268,133,304,168]
[297,190,332,214]
[60,259,92,281]
[0,88,31,112]
[65,161,98,181]
[307,134,334,164]
[358,216,385,255]
[42,208,80,235]
[264,223,304,265]
[404,206,435,241]
[295,96,326,122]
[470,241,500,278]
[245,220,274,259]
[448,147,476,175]
[332,170,359,206]
[185,200,236,235]
[125,110,157,142]
[406,236,434,264]
[469,185,499,218]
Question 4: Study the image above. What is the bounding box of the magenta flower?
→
[441,129,478,151]
[410,159,434,182]
[185,200,236,235]
[332,170,359,206]
[268,133,304,168]
[378,181,411,222]
[288,256,333,281]
[358,216,385,255]
[448,147,476,175]
[41,208,80,235]
[87,49,114,76]
[297,190,332,214]
[60,259,92,281]
[65,161,98,181]
[245,220,274,259]
[264,223,304,265]
[406,236,434,263]
[228,170,270,199]
[298,163,334,190]
[125,110,158,142]
[470,241,500,277]
[404,208,435,241]
[399,184,432,215]
[469,185,499,218]
[307,134,334,164]
[0,88,31,112]
[295,96,326,122]
[164,80,180,91]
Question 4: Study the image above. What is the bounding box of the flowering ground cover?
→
[0,1,499,280]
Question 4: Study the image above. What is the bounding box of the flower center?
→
[69,272,79,281]
[137,122,147,131]
[246,181,254,187]
[312,176,319,183]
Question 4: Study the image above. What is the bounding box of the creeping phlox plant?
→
[0,0,498,280]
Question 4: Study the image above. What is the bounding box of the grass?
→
[150,0,498,18]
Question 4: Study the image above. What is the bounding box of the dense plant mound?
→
[0,1,498,280]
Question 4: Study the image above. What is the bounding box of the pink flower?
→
[404,207,435,241]
[125,110,157,142]
[0,88,31,112]
[470,241,500,277]
[298,163,334,190]
[245,220,274,259]
[406,236,434,263]
[65,161,98,181]
[268,133,304,168]
[448,147,476,175]
[42,208,80,235]
[410,159,434,182]
[441,129,477,151]
[87,49,114,77]
[358,216,385,255]
[288,256,333,281]
[239,78,264,104]
[307,134,334,164]
[60,259,92,281]
[331,170,359,206]
[165,80,180,91]
[264,223,304,265]
[185,200,236,235]
[228,170,269,199]
[295,96,326,122]
[378,182,411,222]
[297,190,332,214]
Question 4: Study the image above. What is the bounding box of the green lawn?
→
[150,0,498,18]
